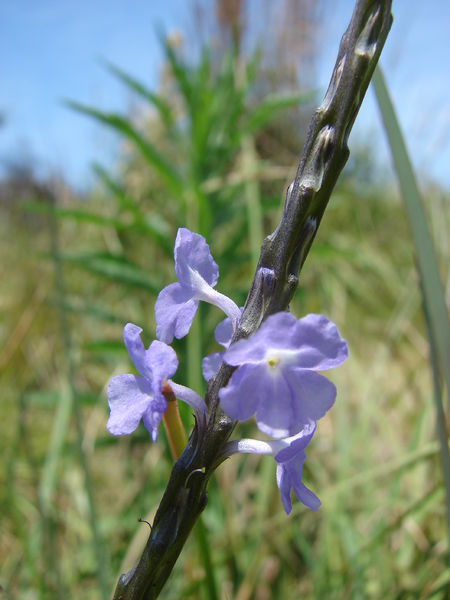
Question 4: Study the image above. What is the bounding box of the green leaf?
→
[51,207,125,228]
[60,251,162,293]
[83,339,127,354]
[92,164,173,255]
[372,67,450,406]
[23,198,130,230]
[103,60,174,128]
[244,91,315,134]
[53,297,126,324]
[66,100,183,197]
[373,65,450,557]
[92,163,139,213]
[162,35,193,113]
[24,389,99,407]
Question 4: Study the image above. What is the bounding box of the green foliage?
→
[1,40,449,599]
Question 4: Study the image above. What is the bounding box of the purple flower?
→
[155,228,241,344]
[274,424,321,514]
[202,314,236,381]
[219,312,348,438]
[107,323,206,441]
[224,421,320,514]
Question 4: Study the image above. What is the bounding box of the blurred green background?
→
[1,1,449,598]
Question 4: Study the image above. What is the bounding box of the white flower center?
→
[265,348,299,371]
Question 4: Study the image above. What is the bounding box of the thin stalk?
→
[48,197,110,599]
[113,3,393,596]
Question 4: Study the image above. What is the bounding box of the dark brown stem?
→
[112,1,393,597]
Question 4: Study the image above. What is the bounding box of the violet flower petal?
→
[202,352,224,381]
[156,228,241,344]
[224,312,347,369]
[274,420,316,462]
[215,316,234,347]
[222,421,320,515]
[155,282,199,344]
[142,409,164,443]
[123,323,152,380]
[174,228,219,289]
[218,363,264,422]
[220,311,347,437]
[147,340,178,411]
[107,374,152,435]
[253,370,299,439]
[285,313,348,370]
[276,454,321,514]
[282,367,336,427]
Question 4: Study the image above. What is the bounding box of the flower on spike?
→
[107,323,206,441]
[155,228,241,344]
[224,420,320,514]
[219,312,348,438]
[202,313,236,381]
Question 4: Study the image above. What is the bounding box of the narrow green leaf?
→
[244,91,315,134]
[373,65,450,564]
[92,163,139,213]
[23,198,130,231]
[24,390,99,407]
[92,164,173,255]
[52,207,125,228]
[53,297,126,324]
[83,339,127,354]
[372,66,450,404]
[39,382,72,513]
[162,35,193,112]
[66,100,183,196]
[103,60,174,128]
[60,251,162,293]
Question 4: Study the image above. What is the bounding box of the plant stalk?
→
[112,2,393,597]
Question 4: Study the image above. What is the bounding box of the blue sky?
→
[1,1,449,191]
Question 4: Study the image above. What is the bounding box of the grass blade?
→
[66,100,183,197]
[373,65,450,564]
[60,251,163,293]
[92,164,174,254]
[244,91,315,135]
[103,60,174,128]
[372,66,450,405]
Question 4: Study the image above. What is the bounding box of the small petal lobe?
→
[155,282,198,343]
[107,374,152,435]
[174,228,219,288]
[219,364,264,422]
[123,323,151,379]
[202,352,223,381]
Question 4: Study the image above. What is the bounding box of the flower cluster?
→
[106,227,348,514]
